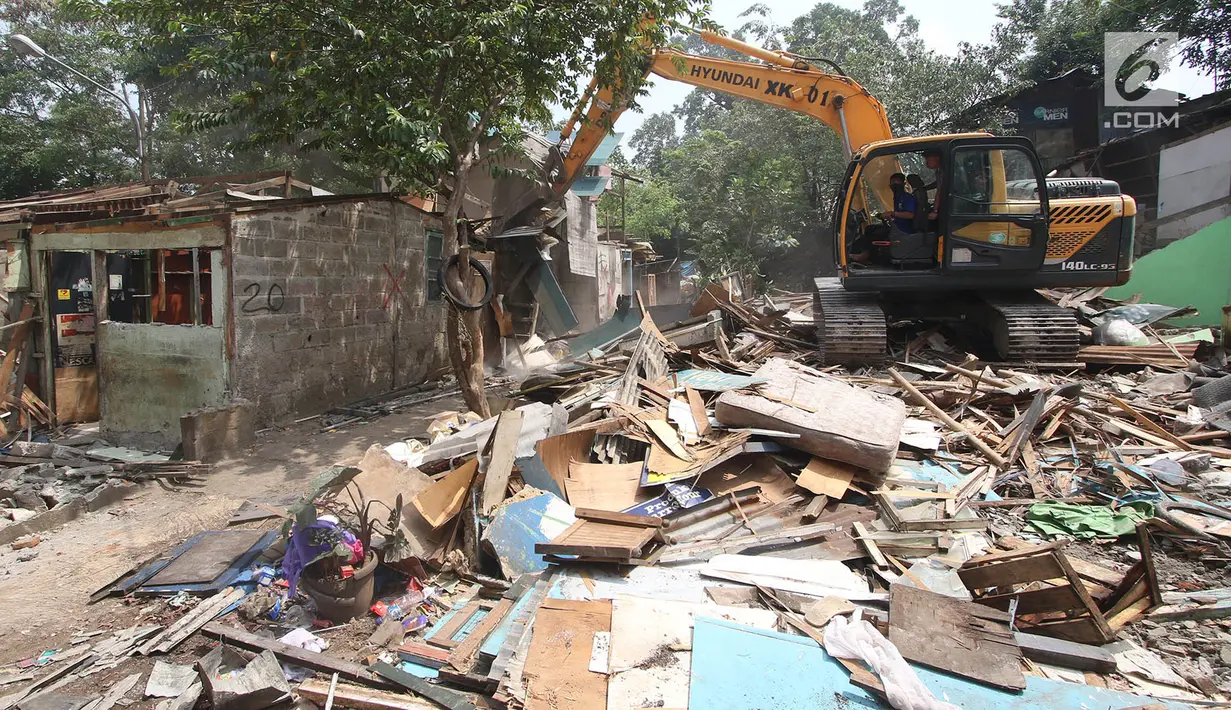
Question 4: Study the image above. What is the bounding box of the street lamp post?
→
[7,33,150,181]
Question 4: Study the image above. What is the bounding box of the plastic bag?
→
[823,611,959,710]
[1093,318,1148,346]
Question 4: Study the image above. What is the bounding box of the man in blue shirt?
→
[880,172,917,233]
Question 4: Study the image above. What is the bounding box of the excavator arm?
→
[552,29,894,197]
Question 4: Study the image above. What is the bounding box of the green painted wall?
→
[1105,217,1231,326]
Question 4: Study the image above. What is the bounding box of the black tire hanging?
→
[437,254,494,311]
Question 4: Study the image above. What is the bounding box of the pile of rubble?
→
[4,283,1231,710]
[0,430,210,549]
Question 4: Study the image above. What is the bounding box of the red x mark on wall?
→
[381,263,407,310]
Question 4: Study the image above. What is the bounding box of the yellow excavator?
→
[550,28,1137,364]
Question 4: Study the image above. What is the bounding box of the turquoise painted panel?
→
[689,617,1197,710]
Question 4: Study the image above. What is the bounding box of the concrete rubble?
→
[3,283,1231,710]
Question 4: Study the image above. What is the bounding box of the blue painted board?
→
[690,617,1198,710]
[479,587,538,661]
[395,660,440,680]
[481,492,575,578]
[424,601,489,645]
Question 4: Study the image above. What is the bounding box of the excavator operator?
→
[880,173,918,233]
[851,173,918,265]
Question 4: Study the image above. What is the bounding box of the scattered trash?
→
[4,282,1229,709]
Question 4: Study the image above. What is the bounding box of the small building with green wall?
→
[1105,216,1231,326]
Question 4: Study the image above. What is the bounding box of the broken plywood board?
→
[606,595,777,710]
[714,358,905,472]
[695,454,796,504]
[481,410,525,515]
[524,598,611,710]
[796,457,857,498]
[143,530,266,587]
[536,430,597,494]
[565,462,643,511]
[644,419,692,461]
[412,458,478,528]
[888,584,1025,691]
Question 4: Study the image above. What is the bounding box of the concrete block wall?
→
[230,198,448,423]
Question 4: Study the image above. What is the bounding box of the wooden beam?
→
[370,661,475,710]
[1013,632,1117,673]
[200,622,388,686]
[889,368,1006,468]
[480,410,524,515]
[298,679,436,710]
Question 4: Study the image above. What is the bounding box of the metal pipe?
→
[834,95,853,159]
[694,29,808,71]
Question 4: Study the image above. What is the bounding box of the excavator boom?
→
[552,30,892,196]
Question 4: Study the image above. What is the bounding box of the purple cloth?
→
[282,520,361,596]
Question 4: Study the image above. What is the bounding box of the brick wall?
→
[229,198,448,424]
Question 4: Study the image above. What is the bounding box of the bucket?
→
[300,551,378,623]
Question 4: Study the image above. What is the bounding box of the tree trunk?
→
[441,168,490,419]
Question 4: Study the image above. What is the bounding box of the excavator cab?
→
[835,134,1053,290]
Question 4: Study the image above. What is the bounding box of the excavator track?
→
[981,293,1081,362]
[813,277,887,366]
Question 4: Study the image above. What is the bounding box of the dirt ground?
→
[0,394,464,667]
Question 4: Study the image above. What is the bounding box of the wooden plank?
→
[888,368,1006,468]
[1065,557,1126,588]
[888,585,1024,691]
[397,642,451,669]
[202,622,388,686]
[449,597,514,672]
[796,457,855,498]
[1106,596,1152,631]
[139,587,245,655]
[898,518,989,532]
[851,521,888,569]
[1053,551,1116,642]
[297,679,436,710]
[427,599,492,650]
[370,662,474,710]
[574,508,664,528]
[976,584,1087,615]
[481,410,525,515]
[959,556,1067,591]
[1104,395,1193,450]
[1013,632,1117,673]
[413,459,478,528]
[800,494,828,524]
[0,301,34,398]
[686,386,710,436]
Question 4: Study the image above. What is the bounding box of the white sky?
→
[612,0,1218,143]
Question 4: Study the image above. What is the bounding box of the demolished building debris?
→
[2,280,1230,710]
